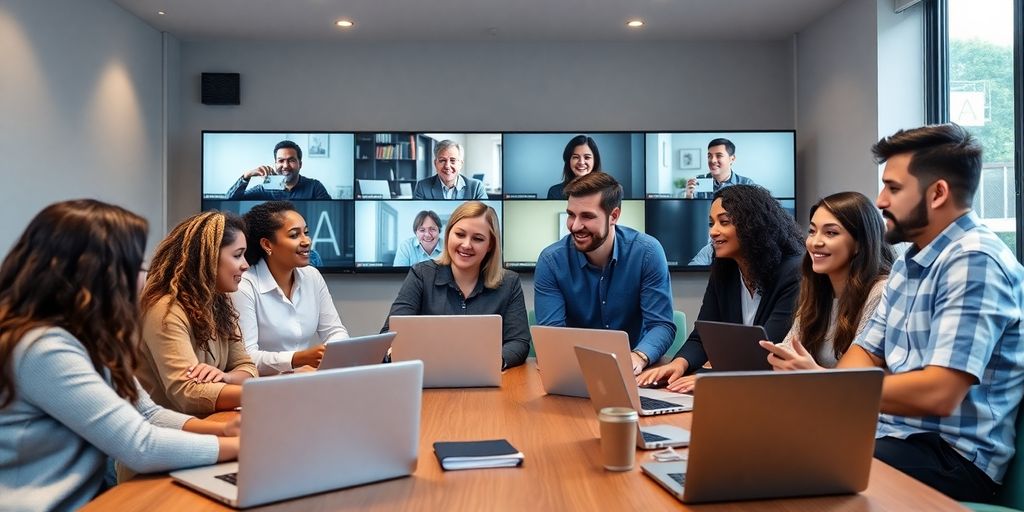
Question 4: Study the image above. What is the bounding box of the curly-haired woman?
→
[136,211,258,415]
[638,184,804,392]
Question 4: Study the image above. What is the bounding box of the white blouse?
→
[231,260,349,375]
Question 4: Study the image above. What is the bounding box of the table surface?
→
[83,360,967,511]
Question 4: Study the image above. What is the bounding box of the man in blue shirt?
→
[837,124,1024,502]
[683,138,755,200]
[226,140,331,200]
[534,172,676,374]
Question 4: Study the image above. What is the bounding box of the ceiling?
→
[111,0,848,43]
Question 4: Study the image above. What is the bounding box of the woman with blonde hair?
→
[136,211,258,415]
[0,200,238,511]
[382,201,531,368]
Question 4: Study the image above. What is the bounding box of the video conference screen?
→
[202,130,796,273]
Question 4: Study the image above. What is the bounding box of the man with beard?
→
[534,172,675,374]
[226,140,331,200]
[412,140,487,200]
[836,124,1023,502]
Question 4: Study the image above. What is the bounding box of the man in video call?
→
[412,140,488,200]
[534,172,676,374]
[686,137,757,265]
[226,140,331,200]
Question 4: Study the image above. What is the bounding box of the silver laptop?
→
[531,326,692,415]
[390,315,502,388]
[575,346,690,449]
[642,368,883,504]
[319,332,395,370]
[170,361,423,508]
[695,320,772,371]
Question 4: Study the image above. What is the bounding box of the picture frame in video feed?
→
[203,200,356,271]
[354,200,503,271]
[502,132,646,200]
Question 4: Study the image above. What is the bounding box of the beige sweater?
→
[137,295,258,415]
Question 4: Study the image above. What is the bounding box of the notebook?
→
[433,439,524,470]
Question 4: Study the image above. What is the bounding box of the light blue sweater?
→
[0,327,220,511]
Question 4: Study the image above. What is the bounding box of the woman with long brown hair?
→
[136,211,258,415]
[0,200,238,511]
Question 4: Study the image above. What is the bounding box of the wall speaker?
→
[201,73,240,105]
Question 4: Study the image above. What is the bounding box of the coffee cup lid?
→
[598,407,638,422]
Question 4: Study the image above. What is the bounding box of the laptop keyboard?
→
[215,473,238,486]
[642,431,669,443]
[640,395,681,411]
[668,473,686,486]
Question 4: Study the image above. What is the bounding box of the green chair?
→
[527,309,537,357]
[658,310,687,364]
[962,407,1024,512]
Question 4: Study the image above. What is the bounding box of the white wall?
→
[173,40,796,335]
[0,0,166,255]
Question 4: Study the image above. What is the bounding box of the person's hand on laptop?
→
[758,337,823,371]
[665,375,697,393]
[187,363,226,383]
[636,357,689,388]
[629,352,648,375]
[292,344,325,369]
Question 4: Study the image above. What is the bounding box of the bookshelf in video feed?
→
[201,132,357,272]
[644,131,796,269]
[502,132,648,270]
[353,132,504,271]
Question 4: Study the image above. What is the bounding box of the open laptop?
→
[319,332,395,370]
[575,346,690,449]
[695,320,772,371]
[642,368,883,504]
[390,315,502,388]
[531,326,692,414]
[171,361,423,508]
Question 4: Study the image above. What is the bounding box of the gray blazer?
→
[412,174,487,200]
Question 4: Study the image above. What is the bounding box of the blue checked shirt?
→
[855,212,1024,483]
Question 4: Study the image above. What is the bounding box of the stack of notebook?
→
[433,439,524,471]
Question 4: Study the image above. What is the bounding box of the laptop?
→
[531,326,692,414]
[389,315,502,388]
[642,368,883,504]
[319,332,395,370]
[695,320,772,371]
[575,346,690,449]
[171,361,423,508]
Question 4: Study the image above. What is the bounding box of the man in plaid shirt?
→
[837,124,1024,502]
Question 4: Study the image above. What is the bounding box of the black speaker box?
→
[201,73,240,105]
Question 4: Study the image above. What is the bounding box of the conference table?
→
[84,360,967,511]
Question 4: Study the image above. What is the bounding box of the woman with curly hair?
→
[136,211,258,415]
[0,201,239,511]
[760,191,895,369]
[232,201,349,375]
[638,184,804,392]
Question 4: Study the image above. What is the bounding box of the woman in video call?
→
[231,201,350,375]
[393,210,444,267]
[136,211,258,415]
[0,201,239,511]
[546,134,603,199]
[759,191,894,369]
[381,201,531,369]
[637,185,804,392]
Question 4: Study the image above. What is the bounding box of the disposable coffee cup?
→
[598,407,638,471]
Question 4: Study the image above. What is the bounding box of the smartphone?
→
[261,175,287,190]
[694,177,714,194]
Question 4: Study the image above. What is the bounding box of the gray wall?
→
[0,0,167,254]
[172,40,796,335]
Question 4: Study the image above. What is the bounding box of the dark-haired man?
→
[226,140,331,200]
[683,138,754,200]
[534,172,676,374]
[837,123,1024,502]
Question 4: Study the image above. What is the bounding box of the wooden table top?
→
[84,360,967,511]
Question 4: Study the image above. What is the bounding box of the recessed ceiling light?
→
[626,19,644,28]
[157,11,166,15]
[335,19,354,28]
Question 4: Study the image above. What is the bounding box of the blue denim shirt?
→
[534,225,676,361]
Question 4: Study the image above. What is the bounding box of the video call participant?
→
[137,211,258,415]
[546,135,602,199]
[0,201,238,511]
[393,210,443,267]
[413,140,487,200]
[835,124,1024,502]
[686,138,758,265]
[231,201,350,375]
[535,172,675,374]
[760,192,894,369]
[638,185,803,391]
[225,140,331,200]
[382,201,530,369]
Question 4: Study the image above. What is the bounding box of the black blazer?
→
[675,253,802,371]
